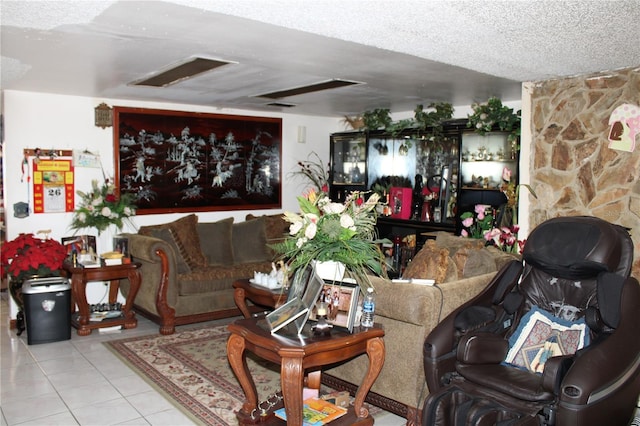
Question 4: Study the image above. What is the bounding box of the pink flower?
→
[462,217,474,228]
[484,228,501,242]
[475,204,487,220]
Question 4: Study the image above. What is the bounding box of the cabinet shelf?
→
[462,159,517,163]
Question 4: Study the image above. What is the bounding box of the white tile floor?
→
[0,292,407,426]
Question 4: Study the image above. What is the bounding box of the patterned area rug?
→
[105,324,283,425]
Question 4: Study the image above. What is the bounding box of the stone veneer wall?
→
[529,66,640,278]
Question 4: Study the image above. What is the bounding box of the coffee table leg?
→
[281,356,304,426]
[353,337,385,418]
[234,288,251,319]
[227,333,258,415]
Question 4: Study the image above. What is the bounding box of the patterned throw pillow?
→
[504,306,590,374]
[139,214,208,270]
[402,240,458,284]
[147,228,191,274]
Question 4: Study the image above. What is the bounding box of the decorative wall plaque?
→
[95,103,113,128]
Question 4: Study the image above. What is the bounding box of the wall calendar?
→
[32,159,75,213]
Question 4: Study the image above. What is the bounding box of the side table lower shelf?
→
[236,401,373,426]
[70,312,137,334]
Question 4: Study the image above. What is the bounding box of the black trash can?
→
[22,277,72,345]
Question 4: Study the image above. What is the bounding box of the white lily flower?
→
[322,202,346,214]
[340,214,355,229]
[304,222,317,239]
[290,220,303,235]
[101,206,112,217]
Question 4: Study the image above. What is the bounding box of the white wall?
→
[2,90,343,316]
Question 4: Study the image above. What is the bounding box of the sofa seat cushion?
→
[178,262,272,296]
[139,214,208,269]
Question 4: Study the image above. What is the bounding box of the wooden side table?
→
[63,261,141,336]
[227,317,385,426]
[233,279,287,318]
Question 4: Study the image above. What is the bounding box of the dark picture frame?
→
[113,107,282,215]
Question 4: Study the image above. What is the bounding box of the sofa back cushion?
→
[246,213,289,241]
[403,240,458,284]
[139,214,207,270]
[232,217,271,263]
[246,213,289,257]
[197,217,235,266]
[453,247,499,278]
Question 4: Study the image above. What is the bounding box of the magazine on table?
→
[274,397,347,425]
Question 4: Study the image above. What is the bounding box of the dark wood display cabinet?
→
[329,119,519,243]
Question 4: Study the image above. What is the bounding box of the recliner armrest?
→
[457,332,509,364]
[541,354,574,394]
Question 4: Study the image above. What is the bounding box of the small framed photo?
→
[292,266,325,334]
[266,297,309,334]
[113,235,129,257]
[310,279,361,333]
[286,265,312,302]
[61,235,97,259]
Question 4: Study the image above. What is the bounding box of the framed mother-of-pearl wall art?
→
[113,107,282,214]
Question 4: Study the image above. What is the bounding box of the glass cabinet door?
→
[329,133,367,201]
[460,132,518,189]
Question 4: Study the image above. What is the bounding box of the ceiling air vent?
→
[256,79,362,99]
[131,57,235,87]
[266,102,297,108]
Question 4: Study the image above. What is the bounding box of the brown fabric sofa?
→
[322,233,517,426]
[120,213,288,335]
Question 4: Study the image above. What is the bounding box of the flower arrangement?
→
[1,234,66,283]
[484,225,525,254]
[274,189,386,291]
[460,204,495,239]
[290,151,329,193]
[467,97,521,142]
[499,167,537,227]
[70,179,136,234]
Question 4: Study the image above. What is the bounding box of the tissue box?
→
[320,391,350,408]
[390,187,412,219]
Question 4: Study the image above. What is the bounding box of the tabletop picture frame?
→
[266,297,308,334]
[310,279,360,333]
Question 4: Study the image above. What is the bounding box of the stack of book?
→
[100,251,124,266]
[274,397,347,425]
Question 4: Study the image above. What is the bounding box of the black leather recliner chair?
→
[422,216,640,425]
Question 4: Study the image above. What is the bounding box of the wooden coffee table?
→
[233,278,287,318]
[227,317,385,426]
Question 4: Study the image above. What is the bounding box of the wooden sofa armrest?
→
[123,233,178,334]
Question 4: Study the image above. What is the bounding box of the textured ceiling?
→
[2,0,639,117]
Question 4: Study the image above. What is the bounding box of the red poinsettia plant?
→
[1,234,67,282]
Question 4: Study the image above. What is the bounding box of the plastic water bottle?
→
[361,287,375,327]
